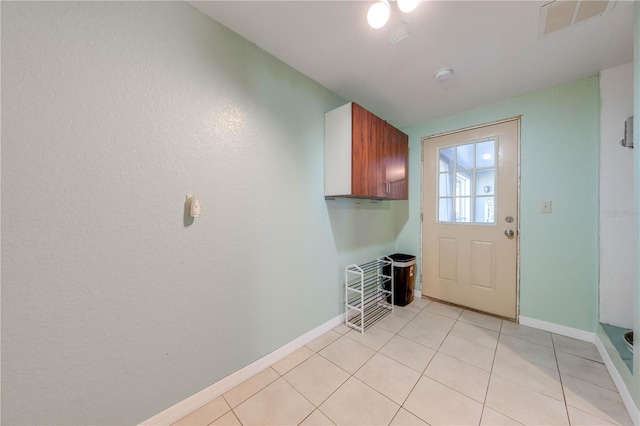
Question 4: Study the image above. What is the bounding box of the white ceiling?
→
[188,1,634,127]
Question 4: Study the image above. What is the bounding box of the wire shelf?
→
[345,256,393,333]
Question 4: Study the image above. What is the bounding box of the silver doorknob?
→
[504,229,514,238]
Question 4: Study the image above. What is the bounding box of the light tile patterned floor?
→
[172,298,632,426]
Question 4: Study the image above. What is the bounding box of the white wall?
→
[1,2,398,424]
[599,63,635,328]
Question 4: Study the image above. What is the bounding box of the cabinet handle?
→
[383,181,390,194]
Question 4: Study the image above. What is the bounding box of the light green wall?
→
[1,2,397,424]
[397,76,600,332]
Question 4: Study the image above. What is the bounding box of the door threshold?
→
[422,295,517,323]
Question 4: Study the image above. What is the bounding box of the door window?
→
[438,139,496,224]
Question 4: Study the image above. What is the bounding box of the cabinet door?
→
[352,103,385,198]
[384,124,408,200]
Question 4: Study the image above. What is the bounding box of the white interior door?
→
[421,119,519,319]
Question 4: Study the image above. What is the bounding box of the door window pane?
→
[456,197,471,223]
[437,139,497,225]
[439,198,454,222]
[475,197,495,223]
[439,173,454,197]
[476,140,495,168]
[456,144,474,170]
[456,171,473,197]
[439,147,455,172]
[475,169,495,196]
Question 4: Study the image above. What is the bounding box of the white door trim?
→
[421,116,522,141]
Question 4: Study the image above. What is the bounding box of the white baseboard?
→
[518,316,595,342]
[594,335,640,425]
[140,314,344,426]
[519,316,639,424]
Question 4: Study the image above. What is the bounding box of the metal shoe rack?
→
[345,256,393,333]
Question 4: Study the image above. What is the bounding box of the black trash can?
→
[383,253,416,306]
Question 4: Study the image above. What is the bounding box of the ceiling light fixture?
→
[367,0,418,29]
[367,0,391,29]
[434,67,454,81]
[397,0,419,13]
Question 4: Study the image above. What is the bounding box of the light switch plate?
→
[540,200,552,213]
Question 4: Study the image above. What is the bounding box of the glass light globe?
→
[367,0,390,29]
[397,0,418,13]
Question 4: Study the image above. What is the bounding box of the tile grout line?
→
[294,340,358,423]
[213,409,240,426]
[553,334,628,426]
[396,305,465,425]
[477,317,502,425]
[350,300,437,424]
[477,320,525,426]
[390,303,498,425]
[389,300,439,425]
[239,334,350,425]
[364,301,432,425]
[289,314,405,425]
[398,303,506,425]
[550,333,573,425]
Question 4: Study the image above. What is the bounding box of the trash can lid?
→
[388,253,415,262]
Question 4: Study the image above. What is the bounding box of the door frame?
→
[419,116,522,321]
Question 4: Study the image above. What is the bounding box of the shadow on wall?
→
[325,197,394,252]
[325,197,398,313]
[393,199,410,237]
[183,197,195,227]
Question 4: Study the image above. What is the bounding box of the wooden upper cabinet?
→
[385,122,409,200]
[325,102,408,200]
[352,103,385,198]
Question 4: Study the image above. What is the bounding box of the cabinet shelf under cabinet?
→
[325,102,408,200]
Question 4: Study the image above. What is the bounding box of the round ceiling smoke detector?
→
[434,67,454,82]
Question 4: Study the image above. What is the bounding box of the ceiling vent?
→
[539,0,615,36]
